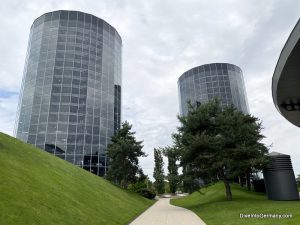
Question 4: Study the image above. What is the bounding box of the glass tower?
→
[178,63,249,116]
[15,10,122,176]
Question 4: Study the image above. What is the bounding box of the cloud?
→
[0,94,19,135]
[1,0,300,179]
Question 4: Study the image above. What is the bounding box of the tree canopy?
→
[162,146,180,194]
[153,148,165,194]
[107,121,146,189]
[174,99,269,200]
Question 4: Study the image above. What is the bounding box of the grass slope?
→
[0,132,154,225]
[171,182,300,225]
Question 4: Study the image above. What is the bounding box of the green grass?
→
[0,132,154,225]
[171,182,300,225]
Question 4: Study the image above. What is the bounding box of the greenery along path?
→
[171,182,300,225]
[0,132,154,225]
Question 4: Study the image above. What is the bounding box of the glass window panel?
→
[68,124,77,133]
[60,11,68,20]
[69,115,77,123]
[49,113,58,122]
[58,113,69,122]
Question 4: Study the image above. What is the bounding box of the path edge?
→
[126,199,158,225]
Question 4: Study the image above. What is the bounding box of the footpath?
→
[129,197,206,225]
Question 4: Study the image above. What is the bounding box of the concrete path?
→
[129,198,206,225]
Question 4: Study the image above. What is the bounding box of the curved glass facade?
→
[15,10,122,176]
[178,63,249,116]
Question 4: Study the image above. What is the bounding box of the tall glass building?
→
[178,63,249,116]
[15,10,122,176]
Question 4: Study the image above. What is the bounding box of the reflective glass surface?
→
[15,10,122,176]
[178,63,249,116]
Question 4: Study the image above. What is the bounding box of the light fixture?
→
[281,102,300,111]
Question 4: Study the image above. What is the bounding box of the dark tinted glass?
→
[52,11,60,20]
[60,11,68,20]
[78,12,84,21]
[85,14,91,23]
[69,11,77,20]
[44,13,52,22]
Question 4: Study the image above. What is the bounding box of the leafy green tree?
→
[128,172,148,192]
[216,106,269,191]
[180,165,207,193]
[173,100,221,186]
[162,147,180,194]
[107,121,146,189]
[153,148,165,194]
[174,99,268,200]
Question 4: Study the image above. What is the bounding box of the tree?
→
[153,148,165,194]
[162,146,180,194]
[128,172,148,191]
[107,121,146,189]
[174,99,268,200]
[216,106,269,191]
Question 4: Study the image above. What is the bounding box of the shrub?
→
[136,188,156,199]
[128,181,147,192]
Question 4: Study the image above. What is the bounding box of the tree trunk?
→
[245,171,251,191]
[219,167,232,201]
[239,176,244,187]
[224,179,232,201]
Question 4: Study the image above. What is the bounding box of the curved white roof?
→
[272,19,300,127]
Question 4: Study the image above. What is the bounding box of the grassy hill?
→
[171,182,300,225]
[0,132,154,225]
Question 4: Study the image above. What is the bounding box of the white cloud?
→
[0,94,19,135]
[1,0,300,179]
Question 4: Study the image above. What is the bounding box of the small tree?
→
[107,121,146,189]
[162,147,180,194]
[128,172,148,192]
[175,100,268,200]
[216,106,269,192]
[153,148,165,194]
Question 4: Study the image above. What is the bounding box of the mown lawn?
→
[171,182,300,225]
[0,132,154,225]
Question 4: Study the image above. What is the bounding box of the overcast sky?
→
[1,0,300,179]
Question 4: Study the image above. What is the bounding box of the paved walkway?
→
[129,198,206,225]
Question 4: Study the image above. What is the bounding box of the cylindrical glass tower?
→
[15,10,122,176]
[178,63,249,116]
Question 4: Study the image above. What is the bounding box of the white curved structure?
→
[272,19,300,127]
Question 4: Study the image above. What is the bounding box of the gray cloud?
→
[1,0,300,179]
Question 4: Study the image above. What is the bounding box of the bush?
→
[136,188,156,199]
[128,181,147,192]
